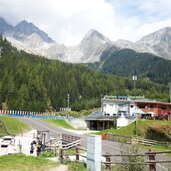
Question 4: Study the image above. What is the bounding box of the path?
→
[49,165,68,171]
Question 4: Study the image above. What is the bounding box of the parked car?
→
[1,136,14,147]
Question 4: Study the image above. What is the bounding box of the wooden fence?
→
[102,150,171,171]
[58,147,171,171]
[105,133,171,147]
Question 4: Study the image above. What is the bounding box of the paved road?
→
[18,117,171,171]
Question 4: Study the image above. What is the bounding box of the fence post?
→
[76,146,79,162]
[148,149,156,171]
[54,146,57,157]
[105,154,111,171]
[59,149,64,163]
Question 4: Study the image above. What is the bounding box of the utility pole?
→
[0,47,2,58]
[133,56,138,90]
[132,75,137,89]
[67,93,70,109]
[168,82,171,102]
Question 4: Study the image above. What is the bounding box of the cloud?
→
[0,0,171,45]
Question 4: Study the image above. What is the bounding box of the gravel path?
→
[48,165,68,171]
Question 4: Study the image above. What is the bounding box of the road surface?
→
[18,117,171,171]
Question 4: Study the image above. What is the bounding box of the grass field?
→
[97,120,171,140]
[43,119,75,130]
[97,119,171,152]
[0,116,30,137]
[0,154,57,171]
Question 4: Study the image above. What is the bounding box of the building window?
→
[139,105,146,109]
[161,106,166,110]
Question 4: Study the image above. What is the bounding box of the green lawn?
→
[0,154,57,171]
[0,116,30,137]
[43,119,75,130]
[96,120,171,139]
[96,120,171,151]
[67,162,88,171]
[96,121,136,137]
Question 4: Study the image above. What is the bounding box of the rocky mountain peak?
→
[137,27,171,44]
[11,20,54,43]
[136,27,171,59]
[81,29,110,45]
[0,17,13,33]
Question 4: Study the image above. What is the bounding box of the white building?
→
[102,95,144,116]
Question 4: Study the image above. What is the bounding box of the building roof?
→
[85,111,118,121]
[102,95,171,105]
[85,111,102,121]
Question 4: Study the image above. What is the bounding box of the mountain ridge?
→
[0,17,171,62]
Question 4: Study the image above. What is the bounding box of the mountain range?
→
[1,17,171,63]
[0,36,169,111]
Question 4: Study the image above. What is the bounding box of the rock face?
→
[64,29,118,63]
[116,27,171,60]
[0,17,13,33]
[136,27,171,60]
[1,17,171,62]
[2,18,119,63]
[5,20,54,43]
[115,39,149,53]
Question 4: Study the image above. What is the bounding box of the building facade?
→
[85,95,171,130]
[102,95,171,117]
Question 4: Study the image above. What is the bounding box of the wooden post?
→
[103,121,104,130]
[59,149,64,163]
[54,146,56,157]
[105,154,111,171]
[148,149,156,171]
[76,146,79,162]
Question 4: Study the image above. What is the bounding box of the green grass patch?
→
[96,120,171,138]
[96,119,171,151]
[96,121,136,137]
[0,116,30,137]
[0,154,57,171]
[67,162,87,171]
[43,119,75,130]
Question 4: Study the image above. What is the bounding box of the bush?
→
[40,151,55,158]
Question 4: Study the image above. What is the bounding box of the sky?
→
[0,0,171,46]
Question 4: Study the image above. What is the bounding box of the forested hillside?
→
[88,49,171,84]
[0,36,169,112]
